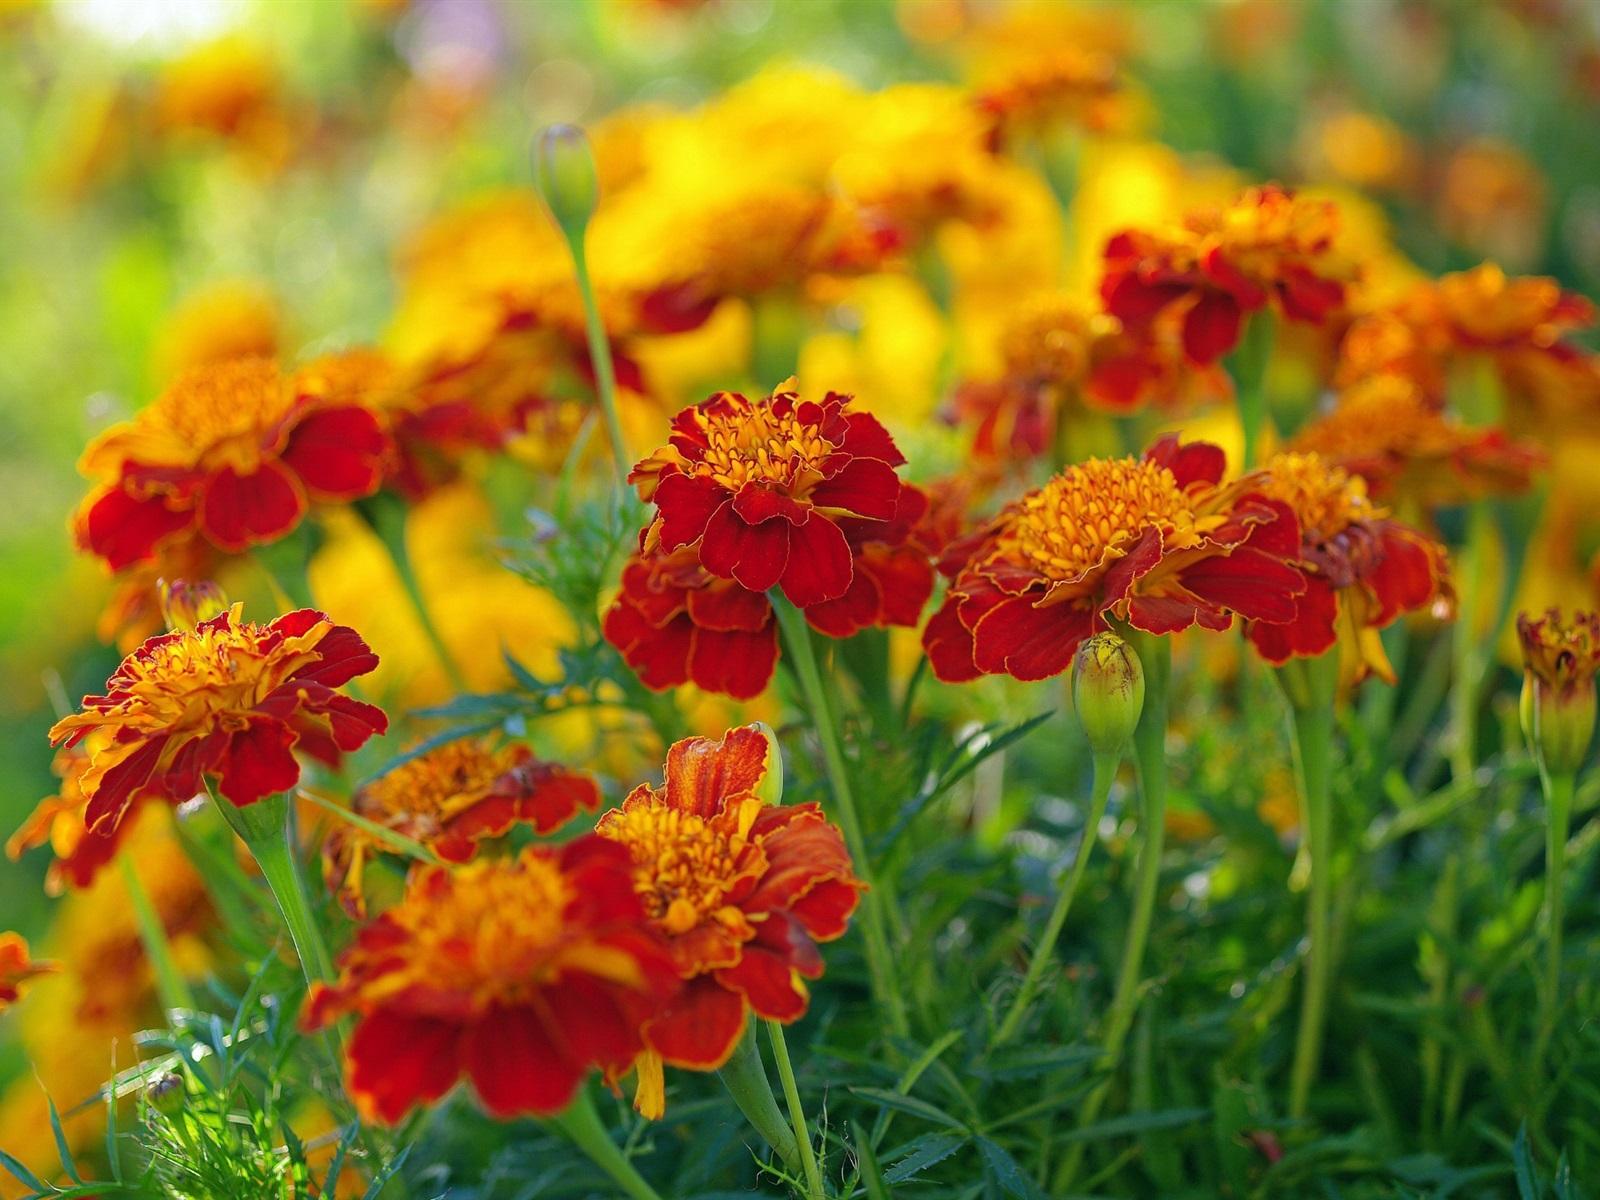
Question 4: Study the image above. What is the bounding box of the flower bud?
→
[1518,609,1600,776]
[751,721,784,805]
[145,1071,185,1114]
[1072,633,1144,756]
[158,578,228,633]
[533,124,598,245]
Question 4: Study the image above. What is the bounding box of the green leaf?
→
[851,1088,968,1131]
[883,1132,968,1183]
[1513,1125,1540,1200]
[47,1092,82,1184]
[851,1121,892,1200]
[1055,1107,1209,1145]
[978,1137,1050,1199]
[0,1146,47,1191]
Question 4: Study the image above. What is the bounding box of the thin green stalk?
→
[992,750,1118,1048]
[1449,504,1490,784]
[549,1088,664,1200]
[1284,651,1339,1120]
[568,238,631,483]
[1537,768,1575,1065]
[211,790,336,989]
[358,494,468,695]
[770,594,909,1038]
[1229,310,1276,470]
[718,1023,801,1168]
[767,1020,825,1200]
[120,855,197,1017]
[1054,633,1169,1193]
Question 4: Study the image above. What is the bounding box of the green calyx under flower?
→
[1517,608,1600,777]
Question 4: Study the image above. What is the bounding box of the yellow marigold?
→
[152,36,297,170]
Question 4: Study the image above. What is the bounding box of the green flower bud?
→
[1518,609,1600,777]
[1072,633,1145,756]
[145,1071,185,1114]
[751,721,784,805]
[157,578,228,633]
[533,124,598,245]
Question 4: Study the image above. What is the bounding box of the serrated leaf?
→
[883,1132,968,1183]
[851,1088,968,1130]
[977,1137,1049,1200]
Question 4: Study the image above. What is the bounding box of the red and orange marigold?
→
[604,545,779,701]
[324,737,601,916]
[7,739,133,895]
[1101,184,1355,365]
[303,838,679,1123]
[925,436,1306,683]
[630,380,909,608]
[595,726,862,1118]
[48,605,386,834]
[74,356,390,571]
[1247,452,1450,684]
[0,933,54,1012]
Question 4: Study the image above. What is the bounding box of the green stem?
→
[1054,633,1169,1193]
[358,494,468,695]
[770,595,910,1039]
[1229,310,1276,470]
[568,237,631,483]
[120,855,197,1017]
[1449,503,1490,785]
[767,1020,825,1200]
[549,1088,664,1200]
[1537,769,1575,1065]
[1284,651,1339,1120]
[212,790,336,989]
[717,1023,801,1168]
[993,749,1118,1048]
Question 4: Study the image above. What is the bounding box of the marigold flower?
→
[1291,375,1543,509]
[1247,452,1450,684]
[1101,184,1356,365]
[303,838,678,1124]
[631,380,909,608]
[603,545,778,701]
[595,726,862,1117]
[802,482,940,639]
[1517,609,1600,775]
[48,606,387,834]
[7,740,134,895]
[0,934,54,1012]
[325,738,601,916]
[925,436,1306,683]
[74,357,390,571]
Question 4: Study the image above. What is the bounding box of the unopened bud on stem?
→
[1518,609,1600,777]
[1072,633,1145,756]
[533,124,599,245]
[158,579,228,633]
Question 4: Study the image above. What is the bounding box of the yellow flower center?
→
[395,856,573,998]
[1002,457,1200,582]
[106,609,325,735]
[695,400,834,494]
[152,357,294,448]
[600,796,761,935]
[1259,452,1380,543]
[357,739,517,829]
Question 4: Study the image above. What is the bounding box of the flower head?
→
[604,546,778,701]
[925,436,1306,683]
[7,739,135,895]
[1517,609,1600,775]
[1101,184,1356,364]
[595,726,862,1117]
[0,934,54,1012]
[631,380,909,607]
[303,838,678,1123]
[74,357,390,571]
[802,482,941,639]
[1247,452,1450,684]
[1290,375,1543,509]
[325,738,601,916]
[48,606,387,833]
